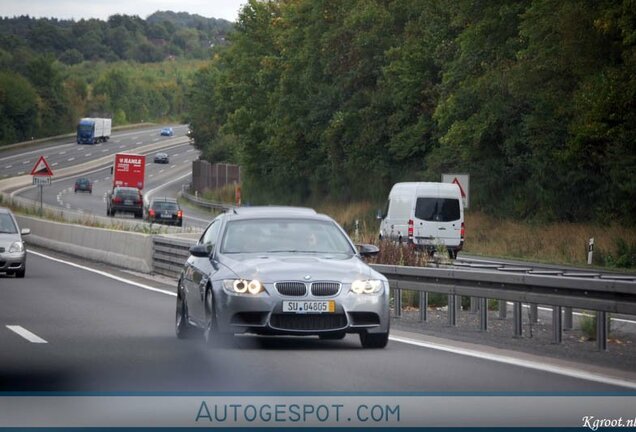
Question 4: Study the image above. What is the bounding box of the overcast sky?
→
[1,0,247,22]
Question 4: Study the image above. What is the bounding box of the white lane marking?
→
[146,163,151,166]
[172,153,179,157]
[119,145,125,149]
[22,160,30,165]
[102,149,108,153]
[18,171,24,175]
[85,153,92,157]
[390,335,636,390]
[136,141,143,145]
[67,157,75,162]
[159,169,164,174]
[60,151,66,155]
[5,165,12,169]
[28,251,176,297]
[170,165,176,169]
[6,325,48,344]
[51,162,58,167]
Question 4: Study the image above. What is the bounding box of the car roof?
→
[223,206,335,222]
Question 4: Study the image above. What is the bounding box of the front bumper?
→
[0,251,26,273]
[214,283,390,336]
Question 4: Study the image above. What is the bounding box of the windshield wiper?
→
[0,230,16,234]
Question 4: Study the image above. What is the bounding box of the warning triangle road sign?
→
[31,156,54,176]
[452,177,466,198]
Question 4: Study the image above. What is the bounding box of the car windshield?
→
[0,213,18,234]
[221,218,355,255]
[152,202,178,211]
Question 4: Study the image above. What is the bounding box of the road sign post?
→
[30,156,54,216]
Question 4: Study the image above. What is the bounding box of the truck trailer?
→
[77,118,112,144]
[112,153,145,190]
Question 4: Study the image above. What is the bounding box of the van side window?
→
[382,200,390,219]
[415,198,460,222]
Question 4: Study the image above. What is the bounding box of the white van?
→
[379,182,464,258]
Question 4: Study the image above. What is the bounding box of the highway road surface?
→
[0,249,631,393]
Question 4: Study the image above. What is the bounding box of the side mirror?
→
[376,209,383,220]
[21,228,31,236]
[189,244,210,258]
[357,243,380,257]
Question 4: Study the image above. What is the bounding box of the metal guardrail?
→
[180,189,235,212]
[150,237,636,352]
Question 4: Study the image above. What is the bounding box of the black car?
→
[107,187,143,218]
[146,198,183,226]
[74,177,92,193]
[154,152,169,164]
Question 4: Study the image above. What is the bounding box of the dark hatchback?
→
[107,187,143,218]
[147,198,183,226]
[74,177,92,193]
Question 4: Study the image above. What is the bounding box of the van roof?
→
[389,182,461,198]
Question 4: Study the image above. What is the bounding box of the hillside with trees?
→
[0,12,231,146]
[187,0,636,225]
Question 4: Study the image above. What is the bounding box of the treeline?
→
[0,58,203,145]
[0,11,224,146]
[0,12,232,64]
[187,0,636,224]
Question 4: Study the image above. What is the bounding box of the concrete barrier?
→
[16,215,154,273]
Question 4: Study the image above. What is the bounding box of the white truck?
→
[77,118,112,144]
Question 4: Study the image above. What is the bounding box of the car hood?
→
[219,253,383,284]
[0,233,21,249]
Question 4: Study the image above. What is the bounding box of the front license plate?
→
[283,300,335,314]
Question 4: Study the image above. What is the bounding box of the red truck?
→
[107,153,146,218]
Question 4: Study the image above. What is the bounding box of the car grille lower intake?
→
[310,282,340,296]
[275,282,307,296]
[270,314,347,331]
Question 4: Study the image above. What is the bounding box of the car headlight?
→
[8,241,24,253]
[223,279,264,295]
[351,279,383,295]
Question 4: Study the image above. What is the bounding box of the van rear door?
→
[413,197,462,248]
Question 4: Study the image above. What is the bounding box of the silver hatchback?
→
[0,208,30,278]
[176,207,390,348]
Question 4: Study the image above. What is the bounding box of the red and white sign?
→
[30,156,54,176]
[442,173,470,209]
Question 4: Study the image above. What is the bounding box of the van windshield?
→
[415,198,460,222]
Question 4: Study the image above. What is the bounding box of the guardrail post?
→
[470,297,478,314]
[513,302,523,337]
[552,306,562,344]
[596,311,608,352]
[393,288,402,318]
[419,291,428,322]
[447,294,457,327]
[530,304,538,323]
[479,298,488,332]
[563,307,573,330]
[498,300,507,320]
[456,295,462,315]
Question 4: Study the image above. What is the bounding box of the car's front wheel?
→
[176,284,195,339]
[359,331,389,349]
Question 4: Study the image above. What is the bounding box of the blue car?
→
[160,127,174,137]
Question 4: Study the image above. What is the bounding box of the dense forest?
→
[0,12,231,146]
[187,0,636,224]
